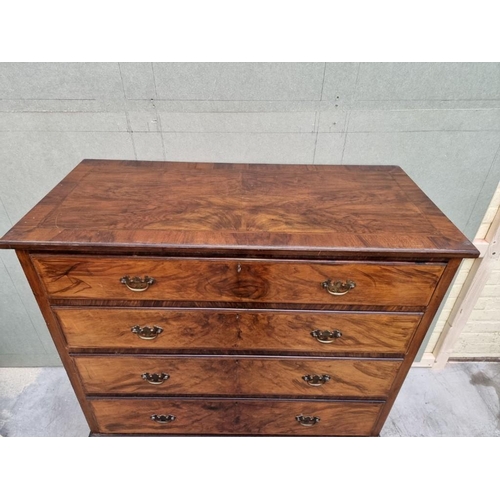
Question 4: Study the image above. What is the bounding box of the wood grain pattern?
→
[50,298,429,312]
[56,307,421,355]
[33,255,444,307]
[90,398,384,436]
[73,355,401,398]
[371,258,462,435]
[0,161,478,258]
[15,250,100,433]
[0,161,479,437]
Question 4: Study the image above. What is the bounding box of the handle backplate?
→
[142,372,170,385]
[131,325,163,340]
[311,329,343,344]
[302,374,331,387]
[296,414,321,427]
[120,275,155,292]
[322,279,356,296]
[151,414,175,424]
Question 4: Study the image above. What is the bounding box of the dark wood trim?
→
[86,395,386,403]
[49,299,427,312]
[85,394,388,401]
[15,250,98,433]
[52,304,423,316]
[66,348,405,358]
[0,242,479,259]
[371,258,462,435]
[89,432,373,437]
[70,353,402,362]
[29,253,450,265]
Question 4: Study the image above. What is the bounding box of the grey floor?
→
[0,362,499,437]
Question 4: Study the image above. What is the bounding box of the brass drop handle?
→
[302,374,331,387]
[151,414,175,424]
[120,275,155,292]
[322,279,355,296]
[311,329,343,344]
[131,325,163,340]
[296,414,320,427]
[142,372,170,385]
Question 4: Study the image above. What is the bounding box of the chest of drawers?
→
[0,160,478,436]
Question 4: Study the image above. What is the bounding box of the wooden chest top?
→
[0,159,478,259]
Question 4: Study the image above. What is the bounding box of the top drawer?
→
[32,255,444,307]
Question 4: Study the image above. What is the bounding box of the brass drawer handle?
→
[131,325,163,340]
[120,275,155,292]
[322,279,355,296]
[296,414,320,427]
[311,329,343,344]
[302,374,331,386]
[142,372,170,385]
[151,414,175,424]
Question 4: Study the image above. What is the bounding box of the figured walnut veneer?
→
[0,160,478,436]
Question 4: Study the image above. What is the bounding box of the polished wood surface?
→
[56,307,421,355]
[0,161,479,437]
[15,250,100,432]
[0,160,478,259]
[33,255,444,306]
[50,298,429,312]
[90,398,383,436]
[371,258,462,435]
[74,355,401,398]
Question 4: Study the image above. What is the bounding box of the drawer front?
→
[57,308,421,355]
[90,398,383,436]
[34,255,444,306]
[74,355,401,398]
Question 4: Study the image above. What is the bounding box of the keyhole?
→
[237,263,242,273]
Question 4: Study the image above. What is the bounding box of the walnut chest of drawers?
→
[0,160,479,436]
